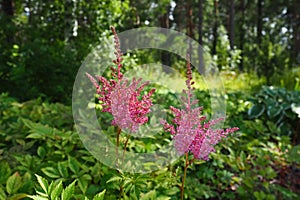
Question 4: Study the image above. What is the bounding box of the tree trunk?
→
[160,5,171,72]
[238,0,245,71]
[292,0,300,66]
[198,0,204,75]
[212,0,218,55]
[257,0,262,46]
[186,0,194,40]
[1,0,15,44]
[2,0,14,16]
[229,0,235,50]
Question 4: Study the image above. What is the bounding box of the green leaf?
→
[0,161,11,184]
[93,189,106,200]
[289,145,300,163]
[27,195,48,200]
[41,167,60,179]
[6,172,22,194]
[50,181,63,200]
[248,104,265,118]
[0,187,7,200]
[68,156,80,174]
[58,162,69,178]
[7,193,28,200]
[140,190,156,200]
[61,180,76,200]
[267,105,281,118]
[106,176,122,184]
[35,174,48,194]
[22,118,53,139]
[37,146,46,158]
[78,177,88,194]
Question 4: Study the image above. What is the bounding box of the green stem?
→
[181,153,189,200]
[116,127,121,168]
[122,135,131,165]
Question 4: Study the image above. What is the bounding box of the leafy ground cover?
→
[1,82,300,199]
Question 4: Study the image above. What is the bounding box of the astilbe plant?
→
[161,54,239,200]
[86,27,155,166]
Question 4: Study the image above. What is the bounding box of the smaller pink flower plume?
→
[161,54,239,160]
[86,27,155,132]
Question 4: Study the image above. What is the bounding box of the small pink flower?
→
[87,27,155,132]
[161,54,239,160]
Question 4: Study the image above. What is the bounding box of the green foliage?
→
[0,0,133,103]
[1,88,300,199]
[247,86,300,141]
[270,67,300,90]
[28,174,106,200]
[0,164,32,200]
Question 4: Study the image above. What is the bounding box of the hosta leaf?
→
[248,104,265,118]
[6,172,22,195]
[267,105,281,118]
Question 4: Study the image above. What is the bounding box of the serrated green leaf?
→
[27,195,48,200]
[106,176,122,184]
[68,156,80,174]
[61,180,76,200]
[0,161,11,184]
[36,191,48,197]
[0,187,7,200]
[35,174,48,194]
[50,181,63,200]
[41,167,60,179]
[93,189,106,200]
[58,162,69,178]
[22,119,53,138]
[289,145,300,163]
[37,146,46,158]
[7,193,28,200]
[140,190,156,200]
[6,172,22,194]
[26,133,44,139]
[78,177,88,193]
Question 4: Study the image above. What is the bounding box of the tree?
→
[212,0,218,55]
[257,0,263,46]
[198,0,204,74]
[229,0,235,50]
[291,0,300,66]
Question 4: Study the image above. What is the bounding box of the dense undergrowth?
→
[1,81,300,199]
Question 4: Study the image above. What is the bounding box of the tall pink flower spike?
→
[86,27,155,132]
[161,54,239,160]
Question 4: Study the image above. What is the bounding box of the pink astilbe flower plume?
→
[161,54,239,160]
[86,27,155,132]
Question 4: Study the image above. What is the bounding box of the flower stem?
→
[122,135,131,165]
[181,153,189,200]
[116,127,121,168]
